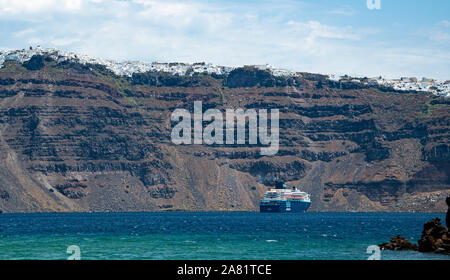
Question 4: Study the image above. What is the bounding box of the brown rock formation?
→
[0,57,448,213]
[379,235,418,251]
[418,218,450,255]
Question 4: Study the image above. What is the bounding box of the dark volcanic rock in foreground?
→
[418,218,450,255]
[379,235,418,251]
[0,56,449,213]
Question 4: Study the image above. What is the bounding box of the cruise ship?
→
[260,182,311,213]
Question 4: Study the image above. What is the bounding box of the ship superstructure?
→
[260,183,311,213]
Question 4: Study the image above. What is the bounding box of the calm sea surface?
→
[0,212,449,260]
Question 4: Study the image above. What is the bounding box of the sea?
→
[0,212,449,260]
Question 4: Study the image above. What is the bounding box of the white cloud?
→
[417,20,450,44]
[0,0,55,14]
[13,28,36,38]
[329,5,355,16]
[287,20,360,40]
[0,0,85,14]
[438,20,450,28]
[0,0,449,79]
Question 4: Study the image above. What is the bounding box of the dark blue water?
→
[0,212,449,260]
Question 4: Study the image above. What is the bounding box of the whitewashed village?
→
[1,46,449,98]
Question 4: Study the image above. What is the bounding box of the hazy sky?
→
[1,0,449,79]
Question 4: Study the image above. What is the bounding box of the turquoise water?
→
[0,212,449,260]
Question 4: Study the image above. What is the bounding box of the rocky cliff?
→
[0,56,448,213]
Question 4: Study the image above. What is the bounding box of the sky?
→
[0,0,449,79]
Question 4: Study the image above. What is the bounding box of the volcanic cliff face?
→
[0,56,448,213]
